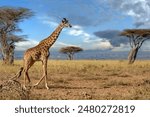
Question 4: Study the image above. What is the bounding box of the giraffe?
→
[20,18,72,89]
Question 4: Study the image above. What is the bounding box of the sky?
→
[0,0,150,51]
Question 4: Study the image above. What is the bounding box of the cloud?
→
[79,39,113,50]
[109,0,150,28]
[94,30,128,47]
[111,43,131,51]
[134,22,145,27]
[98,41,113,49]
[68,29,84,36]
[90,40,113,50]
[15,40,39,51]
[68,25,91,42]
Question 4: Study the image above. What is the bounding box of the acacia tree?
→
[6,35,26,64]
[0,7,33,64]
[59,46,83,60]
[120,29,150,64]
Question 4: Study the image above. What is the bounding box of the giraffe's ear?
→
[62,18,67,23]
[63,18,67,21]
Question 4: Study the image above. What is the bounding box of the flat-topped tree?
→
[120,29,150,64]
[0,7,33,64]
[60,46,83,60]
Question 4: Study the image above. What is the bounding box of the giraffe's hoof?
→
[22,85,27,90]
[32,84,37,88]
[46,86,49,90]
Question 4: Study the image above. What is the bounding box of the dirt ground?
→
[0,60,150,100]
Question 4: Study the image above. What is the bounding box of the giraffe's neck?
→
[39,23,64,48]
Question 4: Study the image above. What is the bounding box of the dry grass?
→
[0,60,150,100]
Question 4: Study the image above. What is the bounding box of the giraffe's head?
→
[61,18,72,28]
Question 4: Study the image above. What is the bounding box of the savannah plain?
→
[0,60,150,100]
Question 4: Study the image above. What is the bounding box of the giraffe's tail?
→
[10,67,24,80]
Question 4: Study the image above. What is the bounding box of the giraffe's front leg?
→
[33,74,45,87]
[33,59,49,90]
[45,76,49,90]
[33,76,49,89]
[44,60,49,90]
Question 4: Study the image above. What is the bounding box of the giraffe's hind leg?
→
[23,59,34,89]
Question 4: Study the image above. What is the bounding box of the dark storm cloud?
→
[94,30,128,47]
